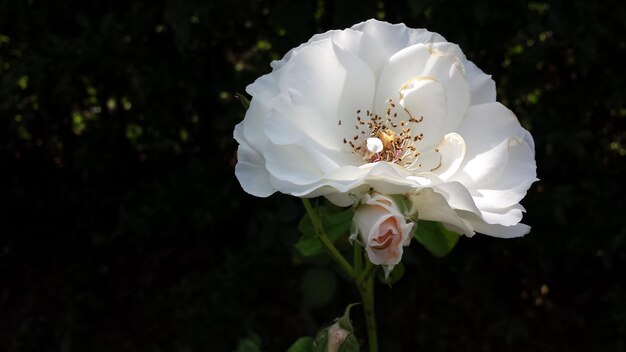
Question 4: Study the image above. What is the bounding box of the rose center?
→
[341,98,426,169]
[371,229,395,250]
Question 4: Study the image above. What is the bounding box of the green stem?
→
[301,198,378,351]
[358,258,376,283]
[354,243,363,276]
[357,261,378,352]
[301,198,356,279]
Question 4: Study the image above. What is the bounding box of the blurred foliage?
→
[0,0,625,351]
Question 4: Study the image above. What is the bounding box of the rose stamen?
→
[344,98,427,170]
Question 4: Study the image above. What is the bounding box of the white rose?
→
[351,193,414,275]
[234,19,537,238]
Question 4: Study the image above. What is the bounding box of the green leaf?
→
[287,337,313,352]
[295,202,353,257]
[413,220,461,257]
[294,231,324,257]
[235,332,262,352]
[295,210,323,256]
[234,93,250,110]
[301,268,337,308]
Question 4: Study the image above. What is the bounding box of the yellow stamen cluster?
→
[341,98,426,169]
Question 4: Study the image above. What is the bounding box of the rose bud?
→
[351,193,414,277]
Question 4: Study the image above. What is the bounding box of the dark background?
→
[1,0,625,351]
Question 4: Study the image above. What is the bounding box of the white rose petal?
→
[234,19,537,238]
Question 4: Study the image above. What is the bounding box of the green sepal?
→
[413,220,461,257]
[296,202,354,257]
[337,303,359,332]
[234,93,250,110]
[377,262,405,286]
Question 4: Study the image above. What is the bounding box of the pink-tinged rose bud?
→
[327,321,349,352]
[351,194,414,276]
